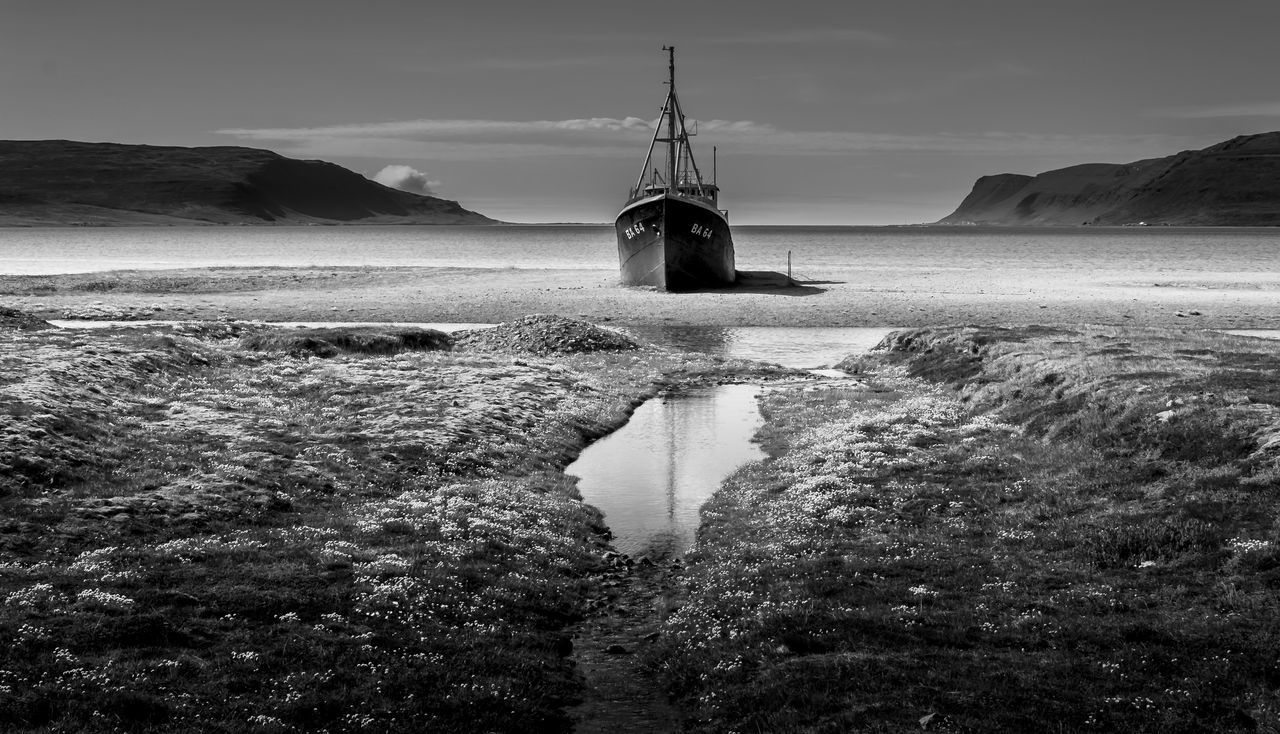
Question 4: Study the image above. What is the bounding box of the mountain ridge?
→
[0,140,497,226]
[938,131,1280,226]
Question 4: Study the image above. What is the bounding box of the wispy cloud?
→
[218,118,654,159]
[220,117,657,141]
[217,117,1196,162]
[1154,102,1280,119]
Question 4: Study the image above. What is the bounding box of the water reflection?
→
[566,384,764,558]
[1224,329,1280,341]
[621,325,896,368]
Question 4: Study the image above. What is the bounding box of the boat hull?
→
[615,194,735,290]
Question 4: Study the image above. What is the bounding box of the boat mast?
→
[627,45,712,201]
[664,45,677,194]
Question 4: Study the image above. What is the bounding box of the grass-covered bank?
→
[652,325,1280,733]
[0,315,796,733]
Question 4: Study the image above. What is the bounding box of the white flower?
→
[74,589,136,611]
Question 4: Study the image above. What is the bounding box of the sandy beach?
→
[2,264,1277,330]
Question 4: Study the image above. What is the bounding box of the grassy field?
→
[651,325,1280,733]
[0,317,795,733]
[6,316,1279,732]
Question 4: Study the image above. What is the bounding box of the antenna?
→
[663,45,676,192]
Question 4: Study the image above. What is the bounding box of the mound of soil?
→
[453,315,639,356]
[0,306,55,330]
[239,326,452,357]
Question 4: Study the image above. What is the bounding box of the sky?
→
[4,0,1280,224]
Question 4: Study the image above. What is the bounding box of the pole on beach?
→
[787,250,792,282]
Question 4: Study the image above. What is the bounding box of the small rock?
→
[604,644,630,655]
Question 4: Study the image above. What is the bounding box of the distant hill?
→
[0,140,497,226]
[938,131,1280,226]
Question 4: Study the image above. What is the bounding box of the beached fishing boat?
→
[616,46,735,290]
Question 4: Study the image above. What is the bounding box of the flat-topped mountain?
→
[939,131,1280,226]
[0,140,497,226]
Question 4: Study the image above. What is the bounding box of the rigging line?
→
[631,97,670,196]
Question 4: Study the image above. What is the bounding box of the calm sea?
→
[1,224,1278,280]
